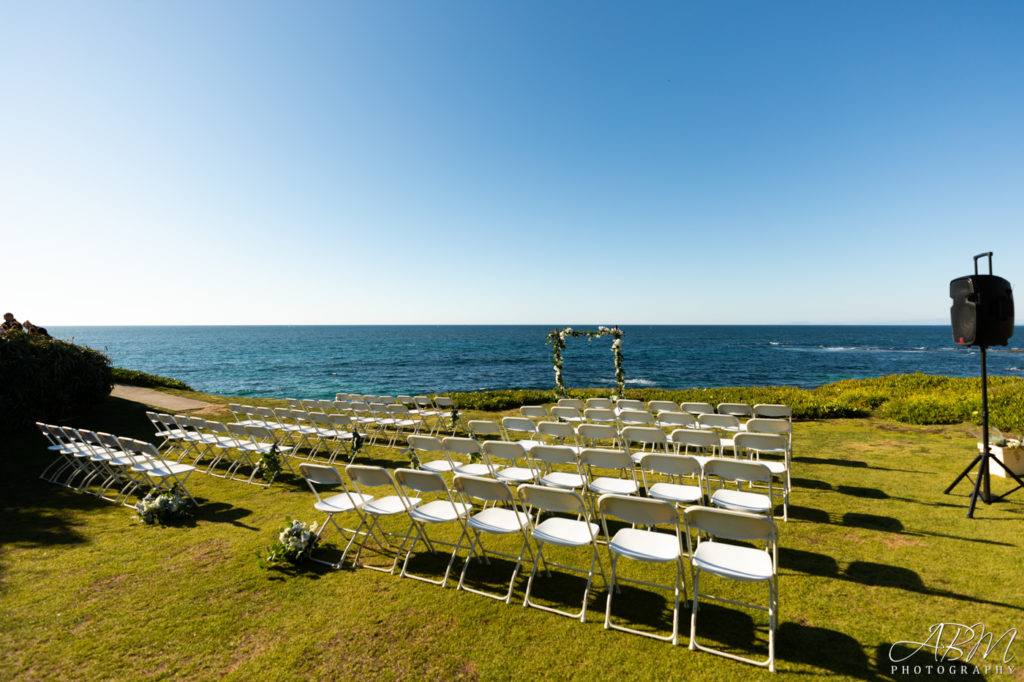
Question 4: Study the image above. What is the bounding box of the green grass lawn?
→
[2,393,1022,680]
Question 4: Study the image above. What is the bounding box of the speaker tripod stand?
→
[944,346,1024,518]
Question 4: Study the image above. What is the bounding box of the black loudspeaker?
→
[949,253,1014,347]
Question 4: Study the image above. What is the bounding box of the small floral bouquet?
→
[254,442,283,483]
[135,486,192,525]
[260,518,319,566]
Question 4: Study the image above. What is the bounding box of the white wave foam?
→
[627,378,657,386]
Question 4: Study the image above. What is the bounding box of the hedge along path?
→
[111,384,212,412]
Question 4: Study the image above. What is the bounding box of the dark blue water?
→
[49,325,1024,399]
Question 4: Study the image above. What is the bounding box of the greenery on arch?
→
[545,326,625,396]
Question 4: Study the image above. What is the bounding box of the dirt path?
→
[111,384,213,412]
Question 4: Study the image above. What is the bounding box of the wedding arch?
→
[545,326,625,395]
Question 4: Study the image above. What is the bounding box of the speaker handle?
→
[974,252,993,276]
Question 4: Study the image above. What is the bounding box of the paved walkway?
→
[111,384,212,412]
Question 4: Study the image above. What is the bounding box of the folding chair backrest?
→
[578,423,618,445]
[647,400,680,413]
[481,440,527,464]
[520,405,549,420]
[443,436,482,457]
[537,421,576,442]
[414,396,435,410]
[408,434,445,454]
[227,422,249,438]
[557,398,585,410]
[618,410,654,426]
[685,506,777,543]
[378,396,396,405]
[434,396,455,409]
[247,425,274,441]
[580,447,632,471]
[302,399,321,413]
[502,416,538,435]
[599,494,678,526]
[395,468,448,494]
[697,413,741,430]
[621,426,669,448]
[328,414,354,430]
[584,408,616,424]
[585,398,614,409]
[530,444,579,467]
[734,432,787,453]
[550,406,583,421]
[657,411,697,428]
[753,404,792,420]
[346,464,395,488]
[518,484,587,515]
[642,453,702,477]
[745,418,792,437]
[682,402,715,416]
[705,458,771,485]
[454,474,513,502]
[616,399,645,411]
[300,462,344,487]
[287,399,303,409]
[718,402,754,418]
[318,399,336,412]
[670,428,720,450]
[468,420,503,440]
[396,395,416,407]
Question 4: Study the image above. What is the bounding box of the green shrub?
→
[112,368,192,391]
[0,330,112,432]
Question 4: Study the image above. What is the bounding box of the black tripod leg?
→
[966,456,987,518]
[944,453,982,494]
[990,456,1024,501]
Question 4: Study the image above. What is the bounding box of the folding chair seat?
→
[655,410,698,431]
[255,406,286,431]
[647,400,681,414]
[307,412,350,460]
[621,426,670,465]
[557,398,586,411]
[537,420,579,451]
[168,415,211,465]
[442,436,502,477]
[685,506,779,671]
[696,413,742,456]
[468,419,505,442]
[37,423,79,486]
[406,435,458,474]
[394,468,472,587]
[299,463,374,569]
[577,423,620,449]
[551,405,585,426]
[147,410,181,451]
[452,475,536,603]
[518,485,606,621]
[366,403,394,446]
[278,408,323,456]
[96,431,153,504]
[348,402,380,443]
[203,420,245,477]
[413,396,442,434]
[705,459,785,520]
[641,454,704,507]
[530,444,585,491]
[78,429,133,501]
[585,397,614,410]
[244,425,298,477]
[501,416,544,453]
[120,438,199,506]
[717,402,754,421]
[598,494,687,645]
[682,402,716,417]
[520,405,550,422]
[385,404,422,448]
[669,428,722,462]
[734,432,791,494]
[482,440,539,485]
[344,465,421,573]
[324,414,356,462]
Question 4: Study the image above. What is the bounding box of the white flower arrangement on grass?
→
[135,486,192,525]
[260,518,320,566]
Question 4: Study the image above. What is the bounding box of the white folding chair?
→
[536,420,579,451]
[433,396,464,435]
[577,423,620,449]
[718,402,754,420]
[669,428,722,462]
[557,398,586,411]
[501,416,544,453]
[482,440,539,485]
[442,436,501,477]
[530,444,585,492]
[681,402,715,417]
[518,484,606,621]
[467,419,504,442]
[452,475,535,603]
[299,463,373,568]
[705,458,785,521]
[621,425,670,465]
[734,431,791,495]
[585,397,614,410]
[655,410,698,431]
[550,405,585,427]
[394,468,472,587]
[121,438,199,507]
[618,409,655,429]
[583,407,618,428]
[598,494,687,645]
[579,447,639,500]
[406,435,458,474]
[640,454,704,507]
[344,465,421,573]
[753,404,792,422]
[615,399,645,412]
[696,413,742,456]
[520,405,550,422]
[685,506,779,671]
[647,400,681,414]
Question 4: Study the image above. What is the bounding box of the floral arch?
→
[545,326,625,395]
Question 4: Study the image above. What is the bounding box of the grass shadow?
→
[787,504,832,523]
[837,485,890,499]
[778,622,878,679]
[195,501,258,530]
[779,547,840,577]
[791,477,833,490]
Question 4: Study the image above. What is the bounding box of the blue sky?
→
[2,1,1022,325]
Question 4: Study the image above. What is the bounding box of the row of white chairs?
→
[542,398,791,420]
[37,422,198,506]
[301,463,779,671]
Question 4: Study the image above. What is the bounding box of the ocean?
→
[49,325,1024,400]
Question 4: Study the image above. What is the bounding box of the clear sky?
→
[2,1,1022,325]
